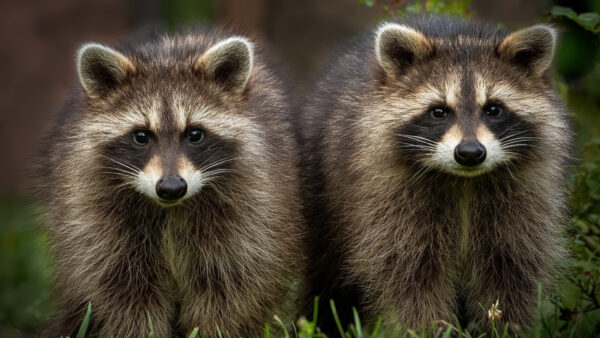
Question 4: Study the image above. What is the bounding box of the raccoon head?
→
[375,22,558,177]
[77,36,254,206]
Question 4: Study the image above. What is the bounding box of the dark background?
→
[1,0,593,194]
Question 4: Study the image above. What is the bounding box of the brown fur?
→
[299,16,573,334]
[34,28,304,337]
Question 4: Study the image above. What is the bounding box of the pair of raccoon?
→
[36,15,572,337]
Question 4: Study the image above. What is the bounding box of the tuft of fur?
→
[299,16,573,334]
[34,27,304,337]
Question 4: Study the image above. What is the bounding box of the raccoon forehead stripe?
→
[146,99,163,131]
[474,74,487,106]
[444,71,461,108]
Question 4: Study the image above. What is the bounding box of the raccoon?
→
[300,16,573,333]
[34,28,304,337]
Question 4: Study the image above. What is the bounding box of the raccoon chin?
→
[156,198,184,208]
[446,166,491,177]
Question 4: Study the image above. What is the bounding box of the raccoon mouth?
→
[450,166,488,177]
[157,198,184,207]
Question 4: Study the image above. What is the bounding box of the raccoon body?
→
[35,28,304,337]
[300,16,573,333]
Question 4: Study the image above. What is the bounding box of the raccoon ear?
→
[375,23,433,77]
[497,25,557,76]
[77,43,136,98]
[194,37,254,93]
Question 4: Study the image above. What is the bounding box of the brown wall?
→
[0,0,547,194]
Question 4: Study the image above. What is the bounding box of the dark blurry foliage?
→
[163,0,213,29]
[360,0,475,19]
[0,198,54,333]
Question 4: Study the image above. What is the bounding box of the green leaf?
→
[578,13,600,31]
[76,302,92,338]
[551,6,578,21]
[559,281,582,310]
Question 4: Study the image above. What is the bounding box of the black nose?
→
[454,141,487,167]
[156,176,187,201]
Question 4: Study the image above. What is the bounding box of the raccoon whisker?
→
[100,169,138,178]
[397,141,438,150]
[114,181,137,191]
[502,136,538,142]
[102,165,139,175]
[101,166,139,177]
[396,134,438,146]
[407,165,431,182]
[100,172,138,179]
[498,123,526,138]
[502,144,532,149]
[99,155,141,173]
[202,169,237,179]
[199,157,239,172]
[398,144,437,151]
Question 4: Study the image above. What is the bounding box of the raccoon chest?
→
[457,187,473,260]
[160,225,201,290]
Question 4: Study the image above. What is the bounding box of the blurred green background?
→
[0,0,599,336]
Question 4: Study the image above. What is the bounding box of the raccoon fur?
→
[299,16,573,333]
[34,28,304,337]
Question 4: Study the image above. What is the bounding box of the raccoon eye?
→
[430,107,449,119]
[188,129,204,144]
[133,130,150,145]
[484,104,504,117]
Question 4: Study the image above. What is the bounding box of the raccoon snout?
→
[156,176,187,201]
[454,141,486,167]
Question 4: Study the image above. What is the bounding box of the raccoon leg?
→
[466,203,554,330]
[49,236,176,336]
[379,243,458,330]
[348,220,460,330]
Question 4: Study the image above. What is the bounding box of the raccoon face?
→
[77,37,253,206]
[375,23,557,177]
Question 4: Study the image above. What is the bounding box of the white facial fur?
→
[133,156,207,207]
[425,124,507,177]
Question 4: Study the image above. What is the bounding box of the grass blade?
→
[312,296,319,324]
[370,316,383,337]
[353,307,363,338]
[441,325,453,338]
[147,311,155,338]
[187,327,199,338]
[330,299,346,338]
[264,323,270,338]
[273,315,290,338]
[76,302,92,338]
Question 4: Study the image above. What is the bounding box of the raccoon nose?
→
[454,141,487,167]
[156,176,187,201]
